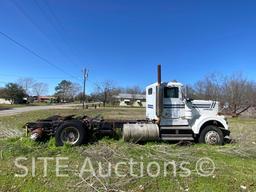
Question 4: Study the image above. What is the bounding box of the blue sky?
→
[0,0,256,94]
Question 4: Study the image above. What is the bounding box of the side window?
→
[164,87,179,98]
[148,88,152,95]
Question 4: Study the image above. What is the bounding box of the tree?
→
[55,80,81,102]
[125,86,144,94]
[17,78,34,95]
[75,92,91,103]
[0,88,5,98]
[193,73,223,101]
[70,83,81,98]
[185,85,198,99]
[32,82,48,101]
[1,83,27,104]
[222,73,253,115]
[94,81,116,107]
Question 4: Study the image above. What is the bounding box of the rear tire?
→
[199,125,224,145]
[55,120,87,146]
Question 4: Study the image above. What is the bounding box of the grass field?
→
[0,107,255,192]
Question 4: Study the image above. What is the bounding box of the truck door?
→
[162,86,186,125]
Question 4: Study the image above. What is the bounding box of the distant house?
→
[33,96,56,103]
[0,97,29,104]
[114,93,146,107]
[0,98,12,104]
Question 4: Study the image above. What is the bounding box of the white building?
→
[115,93,146,107]
[0,98,12,104]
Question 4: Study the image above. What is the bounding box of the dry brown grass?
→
[216,118,256,158]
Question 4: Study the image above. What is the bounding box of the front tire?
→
[199,125,224,145]
[55,120,87,146]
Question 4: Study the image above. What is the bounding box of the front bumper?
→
[220,127,230,137]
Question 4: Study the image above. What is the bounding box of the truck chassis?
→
[25,114,147,146]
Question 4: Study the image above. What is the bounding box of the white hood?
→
[190,100,219,115]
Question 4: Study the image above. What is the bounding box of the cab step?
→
[160,134,194,141]
[160,126,191,130]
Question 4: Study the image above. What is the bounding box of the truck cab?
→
[146,82,188,125]
[122,65,230,145]
[145,81,230,144]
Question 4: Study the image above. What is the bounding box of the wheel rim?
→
[205,130,220,144]
[60,127,80,145]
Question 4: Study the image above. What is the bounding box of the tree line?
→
[0,78,49,104]
[1,73,255,116]
[187,73,256,116]
[0,78,82,104]
[0,78,144,105]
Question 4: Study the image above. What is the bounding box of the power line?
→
[0,30,79,80]
[42,0,85,66]
[7,0,84,85]
[43,0,67,34]
[10,0,82,79]
[32,0,80,66]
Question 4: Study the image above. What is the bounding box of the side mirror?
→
[186,98,193,102]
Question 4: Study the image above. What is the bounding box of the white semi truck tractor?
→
[123,65,230,145]
[26,64,230,146]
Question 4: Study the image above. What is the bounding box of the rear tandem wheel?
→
[55,120,87,146]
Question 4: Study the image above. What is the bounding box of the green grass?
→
[0,108,255,191]
[0,138,255,191]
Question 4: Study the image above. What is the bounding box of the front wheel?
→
[199,125,224,145]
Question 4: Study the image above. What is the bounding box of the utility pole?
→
[82,68,88,109]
